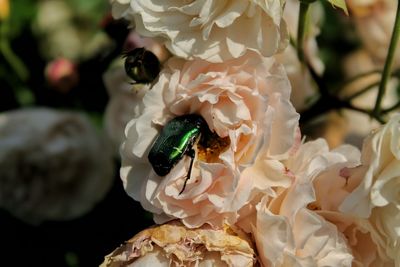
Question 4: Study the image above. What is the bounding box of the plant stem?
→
[344,81,379,101]
[0,41,29,81]
[340,69,381,88]
[372,0,400,116]
[297,1,311,63]
[0,20,29,81]
[383,101,400,113]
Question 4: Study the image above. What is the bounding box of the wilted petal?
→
[101,222,256,267]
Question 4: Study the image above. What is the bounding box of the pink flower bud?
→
[45,58,79,93]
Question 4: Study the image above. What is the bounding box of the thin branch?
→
[344,81,379,101]
[383,101,400,114]
[340,69,381,88]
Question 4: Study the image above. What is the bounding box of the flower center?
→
[197,133,230,163]
[307,202,321,211]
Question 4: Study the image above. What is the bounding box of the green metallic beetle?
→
[123,48,161,84]
[148,114,212,194]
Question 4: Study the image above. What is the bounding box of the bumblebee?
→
[123,48,161,84]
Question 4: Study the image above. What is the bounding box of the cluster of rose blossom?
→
[102,0,400,266]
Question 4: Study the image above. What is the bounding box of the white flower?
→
[103,61,150,154]
[100,221,256,267]
[254,197,353,267]
[237,139,357,266]
[298,140,392,266]
[120,53,299,228]
[238,139,393,266]
[111,0,289,62]
[339,114,400,264]
[0,108,114,224]
[340,114,400,216]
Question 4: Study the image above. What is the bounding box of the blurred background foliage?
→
[0,1,153,266]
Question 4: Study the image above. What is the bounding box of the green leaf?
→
[65,252,80,267]
[15,86,35,106]
[8,0,38,38]
[326,0,348,15]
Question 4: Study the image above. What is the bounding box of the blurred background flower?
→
[347,0,400,67]
[0,0,9,21]
[0,1,155,266]
[0,108,114,224]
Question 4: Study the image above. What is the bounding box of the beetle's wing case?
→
[148,115,203,159]
[148,114,206,176]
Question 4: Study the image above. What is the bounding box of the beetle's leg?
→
[179,148,195,195]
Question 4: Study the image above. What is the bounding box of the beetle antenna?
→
[179,149,195,195]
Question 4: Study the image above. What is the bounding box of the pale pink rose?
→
[100,221,256,267]
[111,0,289,62]
[253,197,353,267]
[0,108,114,224]
[300,140,393,266]
[318,212,393,267]
[236,140,361,266]
[238,139,393,266]
[339,114,400,264]
[120,53,299,228]
[291,139,393,266]
[347,0,400,67]
[237,140,357,266]
[35,0,111,61]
